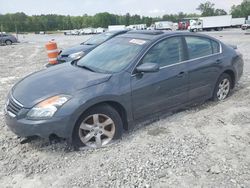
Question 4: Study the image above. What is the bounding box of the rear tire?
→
[72,104,123,149]
[212,73,232,101]
[5,40,12,45]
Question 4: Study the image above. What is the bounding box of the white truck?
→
[127,24,147,30]
[94,27,106,34]
[189,15,232,32]
[83,28,95,35]
[108,25,126,31]
[231,18,246,27]
[155,21,174,31]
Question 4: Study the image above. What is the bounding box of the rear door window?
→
[185,36,213,59]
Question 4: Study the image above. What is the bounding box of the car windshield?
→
[77,37,148,73]
[83,32,113,45]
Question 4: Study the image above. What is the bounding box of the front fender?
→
[64,94,132,142]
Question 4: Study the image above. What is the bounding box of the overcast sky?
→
[0,0,243,16]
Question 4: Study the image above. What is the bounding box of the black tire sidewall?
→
[72,104,123,148]
[5,40,12,45]
[212,73,232,101]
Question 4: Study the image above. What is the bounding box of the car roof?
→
[119,30,165,40]
[118,30,217,42]
[105,30,129,35]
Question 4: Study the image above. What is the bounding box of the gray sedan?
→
[4,31,244,149]
[0,33,18,45]
[57,30,128,64]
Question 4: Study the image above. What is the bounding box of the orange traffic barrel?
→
[45,40,59,65]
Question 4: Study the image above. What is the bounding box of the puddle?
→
[147,127,169,136]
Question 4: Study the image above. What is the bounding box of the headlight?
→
[27,95,71,119]
[68,51,85,60]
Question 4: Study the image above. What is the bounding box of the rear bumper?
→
[4,112,72,139]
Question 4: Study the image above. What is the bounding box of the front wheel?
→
[5,40,12,45]
[72,104,123,149]
[212,73,232,101]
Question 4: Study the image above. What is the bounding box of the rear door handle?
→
[177,71,186,78]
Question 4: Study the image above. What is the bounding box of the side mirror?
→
[136,63,160,73]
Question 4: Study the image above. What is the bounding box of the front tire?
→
[212,73,232,101]
[5,40,12,45]
[72,104,123,149]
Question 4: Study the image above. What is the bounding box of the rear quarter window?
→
[185,36,213,59]
[211,40,220,54]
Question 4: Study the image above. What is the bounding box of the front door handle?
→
[177,71,186,78]
[216,59,223,64]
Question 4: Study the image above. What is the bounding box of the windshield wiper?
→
[78,65,96,72]
[84,43,94,45]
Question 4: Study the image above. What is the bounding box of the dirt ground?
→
[0,29,249,188]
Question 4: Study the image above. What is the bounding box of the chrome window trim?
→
[160,51,222,70]
[131,35,222,77]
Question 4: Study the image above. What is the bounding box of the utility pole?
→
[15,22,18,41]
[0,24,3,45]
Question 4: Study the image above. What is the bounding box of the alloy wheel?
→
[217,78,230,100]
[78,114,115,148]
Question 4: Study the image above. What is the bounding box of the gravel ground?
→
[0,30,249,188]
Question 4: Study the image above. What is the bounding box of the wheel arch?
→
[71,100,130,138]
[5,39,12,43]
[89,101,129,131]
[223,69,235,89]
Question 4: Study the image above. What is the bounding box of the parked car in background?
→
[0,33,18,45]
[64,29,80,35]
[57,30,128,64]
[241,23,250,30]
[155,21,174,31]
[4,31,243,149]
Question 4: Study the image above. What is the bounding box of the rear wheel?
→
[72,104,123,148]
[212,73,232,101]
[215,27,223,31]
[5,40,12,45]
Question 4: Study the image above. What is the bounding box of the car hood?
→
[12,63,112,108]
[60,44,96,56]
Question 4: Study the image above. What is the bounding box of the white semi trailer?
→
[189,15,232,32]
[155,21,174,30]
[231,18,246,27]
[127,24,147,30]
[108,25,126,31]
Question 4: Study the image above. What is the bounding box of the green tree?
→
[125,13,130,26]
[231,0,250,18]
[93,12,115,28]
[197,1,216,16]
[214,9,227,16]
[197,1,227,17]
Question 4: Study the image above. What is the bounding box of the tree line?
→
[0,0,249,32]
[0,12,196,32]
